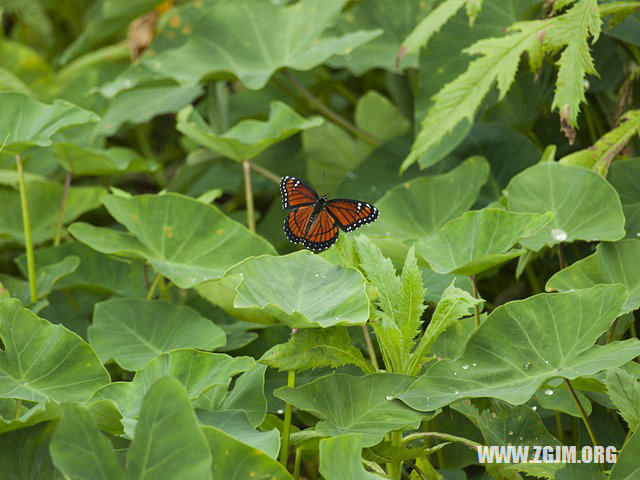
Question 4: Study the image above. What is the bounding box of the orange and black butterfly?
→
[280,176,379,251]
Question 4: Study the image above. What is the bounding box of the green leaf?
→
[220,251,370,328]
[202,425,293,479]
[604,368,640,431]
[89,298,226,371]
[53,143,159,176]
[275,373,423,447]
[319,433,385,480]
[260,327,373,373]
[415,209,552,275]
[0,92,99,153]
[609,427,640,480]
[0,400,59,435]
[546,240,640,315]
[504,162,625,251]
[609,158,640,238]
[397,285,640,411]
[177,101,323,162]
[103,0,382,94]
[0,423,63,479]
[369,156,490,241]
[50,404,124,480]
[0,299,110,402]
[69,192,276,289]
[126,377,212,480]
[535,386,592,417]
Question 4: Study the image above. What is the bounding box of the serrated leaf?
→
[609,427,640,480]
[319,434,386,480]
[604,368,640,431]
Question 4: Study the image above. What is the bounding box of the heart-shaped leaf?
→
[89,298,226,371]
[415,209,552,275]
[275,373,423,446]
[609,158,640,239]
[53,143,159,176]
[69,192,276,288]
[0,299,110,402]
[504,162,626,251]
[177,101,323,162]
[319,433,385,480]
[397,285,640,411]
[220,251,370,328]
[546,240,640,315]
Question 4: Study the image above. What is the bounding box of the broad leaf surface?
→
[609,158,640,238]
[69,193,276,288]
[535,386,592,417]
[0,299,110,402]
[397,285,640,411]
[54,143,158,176]
[504,163,626,251]
[0,399,59,435]
[415,209,552,275]
[275,373,423,446]
[609,428,640,480]
[89,298,226,371]
[220,251,370,328]
[546,240,640,315]
[319,433,385,480]
[0,423,63,479]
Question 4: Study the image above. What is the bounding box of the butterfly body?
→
[280,176,379,252]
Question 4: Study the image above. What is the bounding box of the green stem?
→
[564,378,599,446]
[15,399,22,419]
[524,264,542,294]
[362,325,379,370]
[387,431,404,479]
[133,127,166,189]
[242,161,256,232]
[471,275,480,327]
[249,161,280,184]
[16,155,37,303]
[279,369,296,467]
[402,431,481,450]
[146,273,161,300]
[293,447,302,480]
[607,319,618,343]
[284,70,381,147]
[54,171,72,246]
[555,411,565,443]
[557,242,566,270]
[56,43,130,84]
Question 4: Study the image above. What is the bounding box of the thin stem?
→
[279,369,296,467]
[54,171,72,246]
[433,416,445,469]
[15,399,22,419]
[555,411,565,444]
[293,447,302,480]
[564,378,599,446]
[402,432,481,451]
[242,161,256,232]
[607,319,618,344]
[557,242,566,270]
[284,70,381,147]
[362,325,379,370]
[524,264,542,294]
[16,155,37,303]
[387,431,403,479]
[146,273,161,300]
[249,161,280,184]
[471,275,480,327]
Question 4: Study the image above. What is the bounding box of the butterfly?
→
[280,175,379,251]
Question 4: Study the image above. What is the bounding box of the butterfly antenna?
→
[325,180,347,196]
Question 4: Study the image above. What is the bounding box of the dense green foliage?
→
[0,0,640,478]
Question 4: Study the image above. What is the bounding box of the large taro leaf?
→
[503,162,626,251]
[50,404,124,480]
[546,240,640,315]
[609,158,640,238]
[274,373,423,447]
[220,251,370,328]
[103,0,381,94]
[368,156,489,241]
[0,423,63,479]
[177,101,322,162]
[0,92,99,153]
[69,192,276,289]
[127,377,212,480]
[202,425,293,480]
[415,209,552,275]
[609,427,640,480]
[397,285,640,412]
[0,299,110,403]
[319,433,385,480]
[53,143,159,176]
[0,178,105,245]
[88,298,226,371]
[0,399,59,435]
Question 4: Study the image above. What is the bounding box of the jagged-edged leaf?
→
[275,373,423,447]
[319,433,385,480]
[177,101,322,162]
[53,143,159,176]
[0,92,98,153]
[609,158,640,238]
[0,178,105,245]
[397,285,640,411]
[609,427,640,480]
[504,162,625,251]
[260,327,373,373]
[415,209,552,275]
[546,240,640,315]
[0,400,59,434]
[604,368,640,431]
[0,299,110,402]
[127,377,212,480]
[220,251,370,328]
[69,193,276,289]
[369,156,490,241]
[103,0,381,94]
[202,425,293,479]
[50,404,123,480]
[89,298,226,371]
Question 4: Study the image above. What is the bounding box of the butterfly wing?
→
[280,176,318,209]
[284,207,339,252]
[325,199,379,232]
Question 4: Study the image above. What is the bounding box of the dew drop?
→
[453,372,457,376]
[508,430,514,436]
[386,395,393,401]
[532,406,538,411]
[123,79,132,88]
[462,364,470,370]
[277,409,284,414]
[370,185,377,192]
[551,228,567,242]
[524,362,531,370]
[472,363,477,367]
[315,274,319,277]
[346,171,358,180]
[544,388,554,396]
[583,79,590,90]
[454,390,460,394]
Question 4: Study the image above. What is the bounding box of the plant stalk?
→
[293,447,302,480]
[387,430,404,479]
[555,411,564,443]
[362,325,379,370]
[242,161,256,232]
[557,242,566,270]
[402,431,481,450]
[16,155,38,303]
[524,264,542,294]
[15,399,22,419]
[146,273,161,300]
[564,378,599,446]
[279,369,296,467]
[54,171,72,246]
[249,161,280,184]
[606,319,618,344]
[471,275,480,327]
